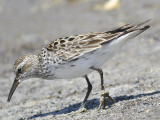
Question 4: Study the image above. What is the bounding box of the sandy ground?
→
[0,0,160,120]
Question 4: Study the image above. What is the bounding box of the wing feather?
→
[45,20,150,62]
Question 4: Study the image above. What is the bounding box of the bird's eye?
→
[17,68,22,74]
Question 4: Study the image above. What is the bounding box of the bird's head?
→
[7,54,39,102]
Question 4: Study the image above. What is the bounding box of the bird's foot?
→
[75,107,87,113]
[98,90,115,110]
[67,106,87,115]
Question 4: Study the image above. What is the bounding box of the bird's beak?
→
[7,77,20,102]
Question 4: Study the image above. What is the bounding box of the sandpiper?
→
[7,20,150,112]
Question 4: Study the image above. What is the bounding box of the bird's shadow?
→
[28,91,160,120]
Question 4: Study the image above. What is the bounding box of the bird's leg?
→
[91,67,115,110]
[77,75,92,113]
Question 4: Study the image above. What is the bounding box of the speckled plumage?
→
[8,20,150,111]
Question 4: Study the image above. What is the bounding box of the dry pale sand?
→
[0,0,160,120]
